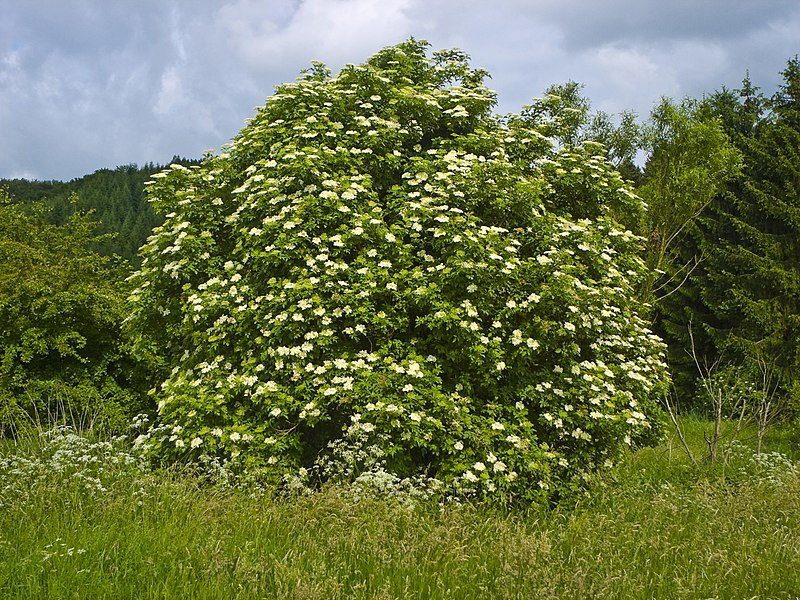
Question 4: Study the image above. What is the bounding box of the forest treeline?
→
[0,156,199,263]
[0,49,797,467]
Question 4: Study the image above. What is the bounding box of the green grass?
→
[1,422,799,599]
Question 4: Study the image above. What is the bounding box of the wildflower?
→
[409,412,422,422]
[190,437,203,449]
[473,462,486,471]
[453,441,464,451]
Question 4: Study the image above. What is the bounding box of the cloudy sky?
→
[2,0,798,181]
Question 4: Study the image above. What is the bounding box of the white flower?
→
[190,437,203,449]
[496,361,506,371]
[493,461,506,472]
[464,470,478,482]
[229,432,241,442]
[409,412,422,422]
[269,407,282,417]
[385,233,396,243]
[174,439,185,448]
[211,428,223,437]
[386,282,398,291]
[453,441,464,451]
[473,462,486,472]
[402,384,414,392]
[563,322,576,332]
[491,422,505,431]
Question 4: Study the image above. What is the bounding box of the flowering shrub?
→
[126,40,669,503]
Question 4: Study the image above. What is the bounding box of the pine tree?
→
[711,58,800,374]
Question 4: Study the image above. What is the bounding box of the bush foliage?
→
[127,40,668,502]
[0,193,150,435]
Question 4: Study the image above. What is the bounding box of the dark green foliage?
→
[658,58,800,410]
[0,190,153,434]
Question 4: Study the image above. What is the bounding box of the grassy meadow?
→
[1,417,799,599]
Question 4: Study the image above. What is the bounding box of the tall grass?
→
[1,422,798,599]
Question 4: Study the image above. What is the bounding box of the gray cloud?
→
[1,0,797,181]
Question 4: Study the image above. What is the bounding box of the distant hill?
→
[1,157,199,265]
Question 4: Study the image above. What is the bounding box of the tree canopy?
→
[656,58,800,418]
[0,188,150,434]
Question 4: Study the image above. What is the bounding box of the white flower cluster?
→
[0,426,149,508]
